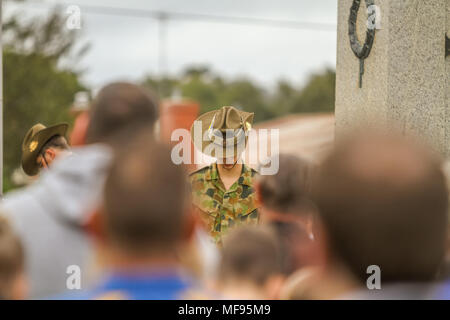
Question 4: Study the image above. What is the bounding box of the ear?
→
[84,206,108,245]
[45,148,57,161]
[308,218,330,268]
[70,111,90,146]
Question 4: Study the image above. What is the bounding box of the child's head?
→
[0,217,27,300]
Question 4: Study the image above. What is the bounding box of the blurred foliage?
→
[291,68,336,113]
[3,8,87,191]
[142,66,335,123]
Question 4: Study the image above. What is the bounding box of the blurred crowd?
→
[0,82,449,300]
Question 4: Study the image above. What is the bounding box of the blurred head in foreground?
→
[0,217,27,300]
[256,154,318,272]
[96,130,189,263]
[309,130,448,298]
[84,129,198,299]
[85,82,158,147]
[216,226,286,299]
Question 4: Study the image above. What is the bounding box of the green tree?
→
[291,68,336,113]
[270,80,298,117]
[180,68,222,113]
[3,8,87,190]
[142,66,274,122]
[218,78,272,123]
[142,66,335,122]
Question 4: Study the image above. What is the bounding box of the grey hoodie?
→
[0,144,113,298]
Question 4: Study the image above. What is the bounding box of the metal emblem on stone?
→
[446,33,449,58]
[348,0,376,88]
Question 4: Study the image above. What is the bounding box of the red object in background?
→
[69,111,90,146]
[159,100,199,172]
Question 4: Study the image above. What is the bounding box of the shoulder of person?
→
[244,164,259,177]
[188,165,212,180]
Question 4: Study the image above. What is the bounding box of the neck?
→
[311,264,361,299]
[99,247,181,274]
[217,162,243,179]
[219,280,267,300]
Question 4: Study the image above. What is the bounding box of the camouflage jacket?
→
[189,163,260,245]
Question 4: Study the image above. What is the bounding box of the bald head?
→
[313,131,448,283]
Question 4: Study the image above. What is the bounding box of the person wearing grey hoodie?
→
[0,82,159,298]
[1,145,112,298]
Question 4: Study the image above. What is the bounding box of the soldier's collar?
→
[240,165,254,186]
[207,162,254,186]
[205,162,219,181]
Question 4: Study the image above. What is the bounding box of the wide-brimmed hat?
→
[21,123,68,176]
[190,106,254,158]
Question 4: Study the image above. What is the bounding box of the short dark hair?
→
[220,226,284,286]
[86,82,158,145]
[258,154,314,213]
[40,135,69,155]
[0,217,24,299]
[312,131,449,283]
[103,129,188,255]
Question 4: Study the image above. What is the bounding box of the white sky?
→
[5,0,338,89]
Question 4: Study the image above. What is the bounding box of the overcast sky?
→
[6,0,338,89]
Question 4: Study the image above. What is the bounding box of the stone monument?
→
[335,0,449,157]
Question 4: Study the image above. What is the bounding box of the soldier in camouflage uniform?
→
[189,106,260,245]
